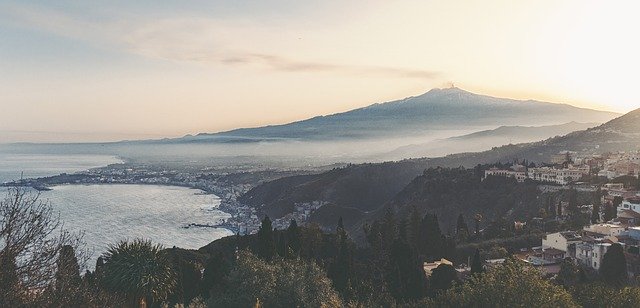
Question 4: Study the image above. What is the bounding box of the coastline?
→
[1,163,259,235]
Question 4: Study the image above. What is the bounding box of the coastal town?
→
[5,150,640,271]
[0,162,331,234]
[426,150,640,280]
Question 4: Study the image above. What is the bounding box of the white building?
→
[484,168,527,183]
[583,224,627,237]
[618,198,640,215]
[575,241,612,270]
[542,231,582,257]
[528,166,589,185]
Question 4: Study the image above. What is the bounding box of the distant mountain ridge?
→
[386,121,598,159]
[238,108,640,242]
[183,87,618,142]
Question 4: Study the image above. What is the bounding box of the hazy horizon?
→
[1,1,639,143]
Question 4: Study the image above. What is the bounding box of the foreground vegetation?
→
[3,167,640,307]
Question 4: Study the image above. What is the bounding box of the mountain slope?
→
[239,108,640,241]
[188,87,618,141]
[387,121,597,159]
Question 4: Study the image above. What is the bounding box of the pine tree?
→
[456,214,469,242]
[556,258,580,288]
[591,203,600,223]
[382,207,398,250]
[408,207,423,252]
[255,216,276,261]
[470,249,483,275]
[557,201,563,217]
[386,238,426,301]
[547,196,556,218]
[604,202,616,222]
[474,214,482,239]
[421,214,443,260]
[53,245,82,306]
[600,243,627,287]
[286,219,301,257]
[329,217,352,295]
[0,252,20,307]
[613,196,623,216]
[429,264,458,296]
[568,189,578,212]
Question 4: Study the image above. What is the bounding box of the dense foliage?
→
[435,258,578,308]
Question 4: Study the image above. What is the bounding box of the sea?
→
[0,153,233,267]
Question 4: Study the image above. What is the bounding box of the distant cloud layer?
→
[219,53,440,78]
[1,3,440,80]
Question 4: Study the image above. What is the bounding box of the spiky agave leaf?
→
[101,239,176,302]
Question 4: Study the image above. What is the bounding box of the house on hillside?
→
[583,223,627,237]
[575,240,613,271]
[542,231,582,257]
[484,167,527,183]
[619,198,640,215]
[617,210,640,226]
[423,258,453,277]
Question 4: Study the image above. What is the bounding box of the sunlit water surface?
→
[0,154,233,267]
[42,184,233,265]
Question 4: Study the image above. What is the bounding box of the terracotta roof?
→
[618,209,640,219]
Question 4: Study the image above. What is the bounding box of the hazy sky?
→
[1,0,639,142]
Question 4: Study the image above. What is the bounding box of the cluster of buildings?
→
[517,191,640,278]
[522,222,640,278]
[595,151,640,179]
[485,151,640,186]
[271,201,328,230]
[484,163,590,185]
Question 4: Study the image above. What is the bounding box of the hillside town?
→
[425,150,640,281]
[484,151,640,185]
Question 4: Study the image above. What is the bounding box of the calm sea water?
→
[0,154,233,266]
[0,153,121,183]
[42,184,233,264]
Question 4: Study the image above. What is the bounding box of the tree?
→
[255,216,276,261]
[571,284,640,308]
[0,187,82,306]
[455,214,469,242]
[473,214,482,238]
[408,207,422,251]
[421,213,443,260]
[568,189,578,212]
[591,203,601,224]
[329,217,353,295]
[382,208,398,250]
[604,202,616,222]
[201,251,232,299]
[209,250,342,308]
[49,245,83,306]
[101,239,177,307]
[286,219,301,257]
[556,258,580,288]
[166,252,202,307]
[435,258,578,307]
[386,238,426,301]
[470,249,483,275]
[429,264,458,296]
[612,196,623,218]
[600,243,627,287]
[557,200,563,217]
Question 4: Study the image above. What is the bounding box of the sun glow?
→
[530,2,640,112]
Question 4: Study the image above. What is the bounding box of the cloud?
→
[219,53,440,79]
[0,3,441,80]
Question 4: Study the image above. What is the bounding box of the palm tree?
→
[101,239,176,308]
